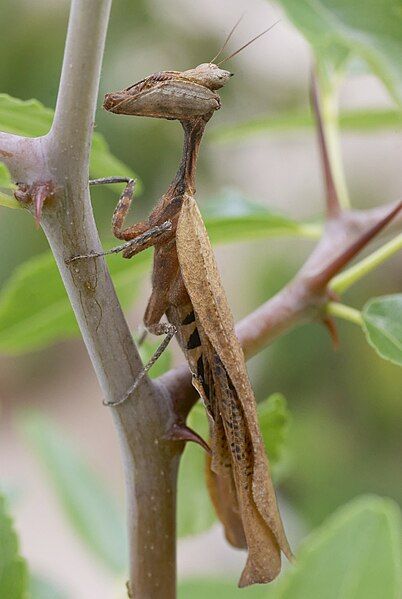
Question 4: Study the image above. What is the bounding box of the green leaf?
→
[0,249,151,355]
[29,575,69,599]
[178,579,268,598]
[177,404,216,537]
[362,294,402,366]
[0,162,12,187]
[212,108,402,144]
[0,94,138,194]
[202,191,321,243]
[179,496,402,598]
[0,194,319,356]
[0,95,53,137]
[89,133,141,193]
[20,412,126,574]
[276,0,402,106]
[0,494,28,599]
[0,190,20,210]
[0,163,20,209]
[275,495,402,599]
[258,393,290,478]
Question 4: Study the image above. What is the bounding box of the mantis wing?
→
[176,193,292,586]
[105,80,220,120]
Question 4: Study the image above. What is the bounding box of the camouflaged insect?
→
[71,24,292,586]
[103,63,233,121]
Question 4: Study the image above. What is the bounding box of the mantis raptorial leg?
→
[67,177,172,262]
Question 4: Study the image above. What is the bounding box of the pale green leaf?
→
[0,162,12,187]
[0,163,20,209]
[177,404,216,538]
[179,496,402,599]
[20,412,126,574]
[0,95,53,136]
[275,495,402,599]
[212,108,402,144]
[276,0,402,105]
[362,294,402,366]
[0,94,138,195]
[202,192,321,243]
[89,133,140,193]
[0,190,20,210]
[258,393,290,478]
[0,494,28,599]
[0,249,151,355]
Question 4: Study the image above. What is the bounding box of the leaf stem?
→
[317,63,350,211]
[326,302,363,326]
[331,232,402,294]
[0,191,20,209]
[296,223,323,239]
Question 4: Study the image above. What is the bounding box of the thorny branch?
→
[0,4,401,598]
[0,1,181,598]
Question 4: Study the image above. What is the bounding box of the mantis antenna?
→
[216,20,280,66]
[209,14,244,65]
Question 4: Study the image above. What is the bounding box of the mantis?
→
[68,24,293,587]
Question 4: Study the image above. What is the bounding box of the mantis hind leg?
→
[105,293,177,408]
[104,322,176,407]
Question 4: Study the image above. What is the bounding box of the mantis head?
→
[182,63,233,90]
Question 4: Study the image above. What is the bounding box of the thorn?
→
[309,200,402,292]
[165,423,211,454]
[310,69,340,219]
[33,185,48,227]
[322,316,339,349]
[14,180,55,227]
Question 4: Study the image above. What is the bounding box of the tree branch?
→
[47,0,110,179]
[1,1,180,597]
[0,132,45,182]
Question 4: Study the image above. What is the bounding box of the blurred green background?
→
[0,0,401,597]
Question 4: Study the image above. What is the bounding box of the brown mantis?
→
[67,24,293,586]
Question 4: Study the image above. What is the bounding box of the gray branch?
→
[1,1,179,597]
[0,132,45,182]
